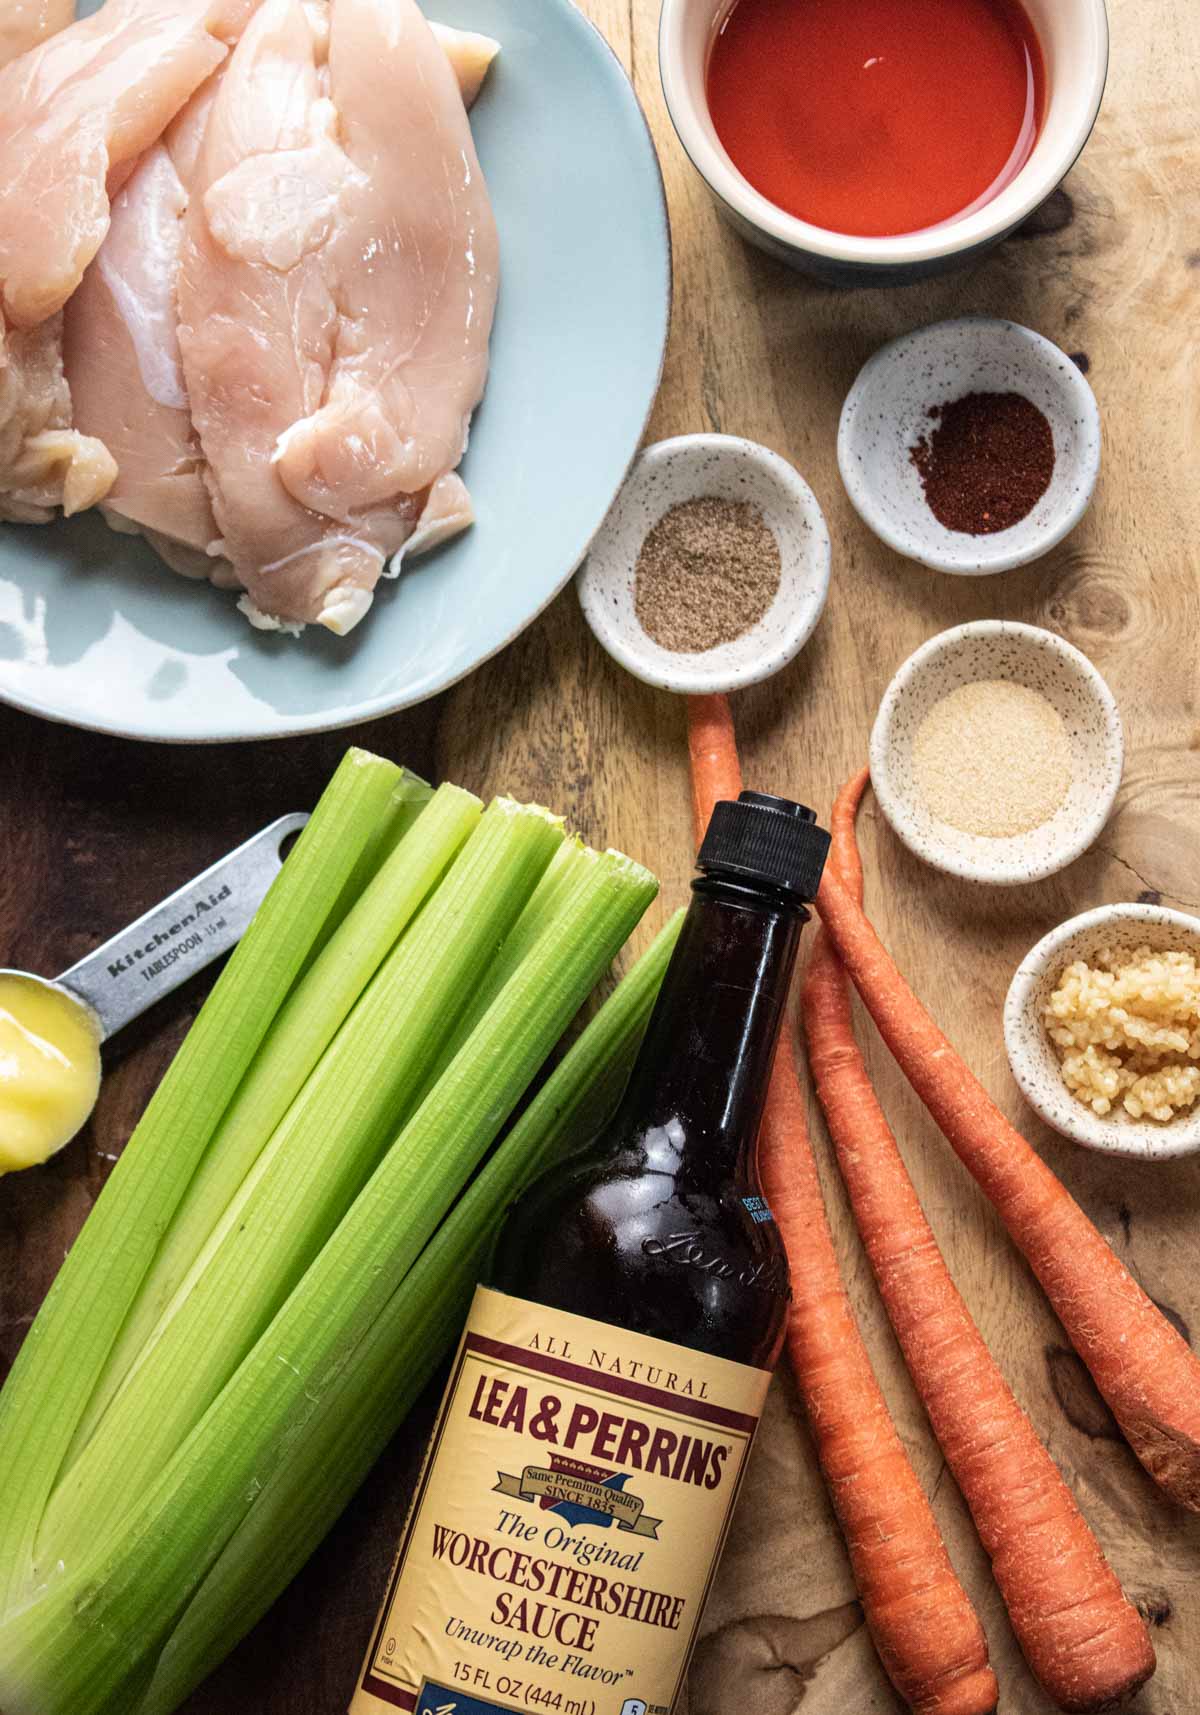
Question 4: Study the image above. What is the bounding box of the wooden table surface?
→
[3,0,1199,1710]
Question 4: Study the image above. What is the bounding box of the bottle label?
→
[350,1286,773,1715]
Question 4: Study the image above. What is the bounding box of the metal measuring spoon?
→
[0,813,308,1167]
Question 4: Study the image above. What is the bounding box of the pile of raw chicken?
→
[0,0,499,633]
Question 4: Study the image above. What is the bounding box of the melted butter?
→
[0,975,102,1172]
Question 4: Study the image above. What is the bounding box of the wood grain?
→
[2,0,1199,1709]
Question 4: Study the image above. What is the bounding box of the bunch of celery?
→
[0,747,680,1715]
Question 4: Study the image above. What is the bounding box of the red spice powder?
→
[911,390,1055,534]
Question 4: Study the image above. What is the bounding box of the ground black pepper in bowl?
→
[633,496,782,653]
[911,391,1055,534]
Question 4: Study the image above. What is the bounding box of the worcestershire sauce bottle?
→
[351,794,830,1715]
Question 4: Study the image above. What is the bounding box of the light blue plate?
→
[0,0,669,742]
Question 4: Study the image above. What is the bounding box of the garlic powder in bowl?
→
[911,679,1072,839]
[870,621,1123,885]
[1005,904,1200,1159]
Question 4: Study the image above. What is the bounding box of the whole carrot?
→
[816,835,1200,1516]
[686,697,997,1715]
[804,770,1154,1712]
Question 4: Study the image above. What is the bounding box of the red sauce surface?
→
[706,0,1045,238]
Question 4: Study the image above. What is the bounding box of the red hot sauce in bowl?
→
[706,0,1045,239]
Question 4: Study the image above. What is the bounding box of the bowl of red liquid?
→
[659,0,1108,281]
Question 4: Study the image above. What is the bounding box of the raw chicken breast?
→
[63,79,234,578]
[64,147,211,551]
[177,0,498,632]
[0,0,257,521]
[0,318,115,520]
[0,0,79,479]
[0,0,78,530]
[64,25,494,583]
[0,0,75,71]
[0,0,255,332]
[271,0,497,515]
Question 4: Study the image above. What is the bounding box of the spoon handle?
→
[57,813,309,1042]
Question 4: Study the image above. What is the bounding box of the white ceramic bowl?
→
[1005,904,1200,1158]
[839,318,1101,574]
[870,621,1123,885]
[576,434,830,694]
[659,0,1108,281]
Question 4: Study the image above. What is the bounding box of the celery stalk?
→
[420,838,599,1081]
[0,747,402,1614]
[308,769,432,967]
[69,780,479,1459]
[0,849,658,1715]
[37,798,561,1571]
[136,911,684,1715]
[413,837,592,1103]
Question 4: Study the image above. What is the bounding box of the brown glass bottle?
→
[349,795,831,1715]
[491,791,830,1371]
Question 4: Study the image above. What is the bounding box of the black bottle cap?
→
[698,790,831,902]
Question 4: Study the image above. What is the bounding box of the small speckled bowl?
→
[1005,904,1200,1158]
[839,318,1102,574]
[870,621,1123,885]
[576,434,830,694]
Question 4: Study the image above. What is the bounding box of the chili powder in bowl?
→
[576,434,830,694]
[838,317,1101,574]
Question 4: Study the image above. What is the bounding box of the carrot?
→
[687,696,997,1715]
[803,770,1155,1712]
[815,820,1200,1517]
[687,692,743,843]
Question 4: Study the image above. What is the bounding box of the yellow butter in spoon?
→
[0,974,102,1172]
[0,812,308,1175]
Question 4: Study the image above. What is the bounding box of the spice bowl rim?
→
[575,432,831,695]
[837,316,1102,575]
[869,619,1124,886]
[1004,903,1200,1159]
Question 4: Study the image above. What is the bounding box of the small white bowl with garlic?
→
[1004,903,1200,1159]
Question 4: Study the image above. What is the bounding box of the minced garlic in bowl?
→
[1005,905,1200,1159]
[1043,945,1200,1121]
